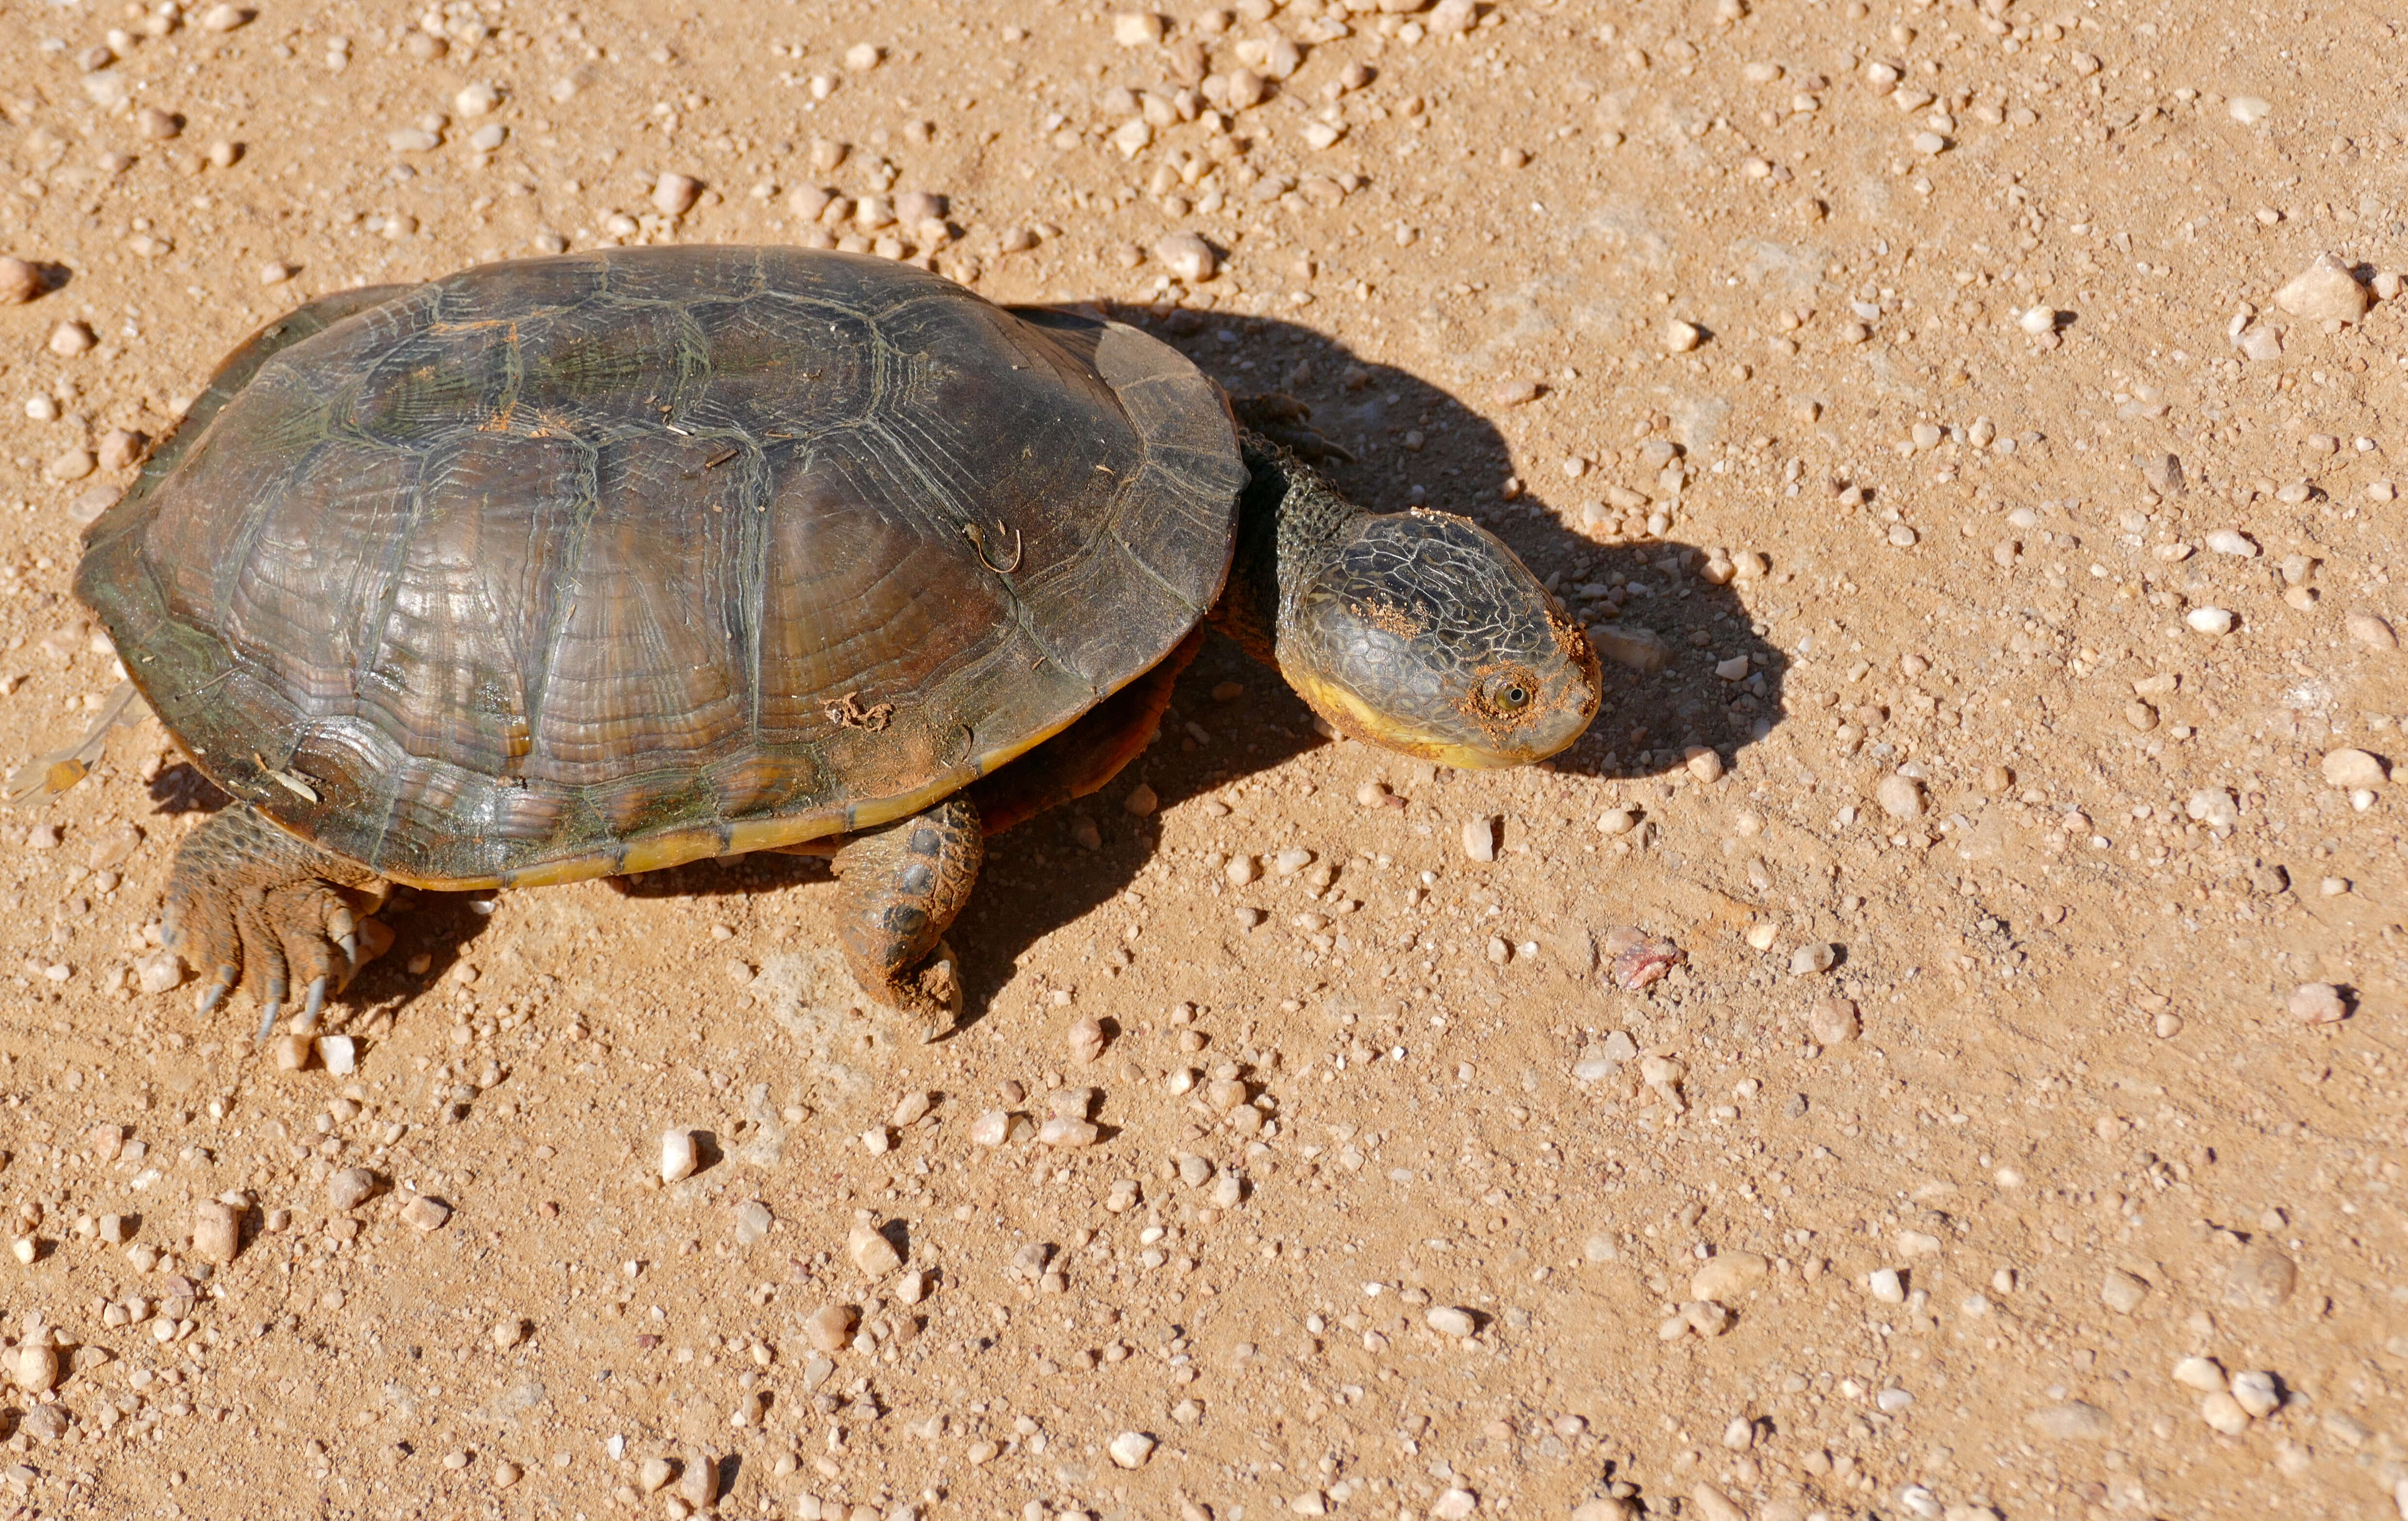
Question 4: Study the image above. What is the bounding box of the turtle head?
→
[1276,509,1601,768]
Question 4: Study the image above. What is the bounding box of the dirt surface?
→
[1,2,2405,1520]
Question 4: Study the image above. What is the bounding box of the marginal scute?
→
[83,251,1243,888]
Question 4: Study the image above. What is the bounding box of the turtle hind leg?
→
[163,803,382,1043]
[830,796,982,1025]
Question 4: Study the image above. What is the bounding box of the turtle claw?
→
[254,996,282,1046]
[196,969,235,1016]
[339,933,358,966]
[298,975,329,1034]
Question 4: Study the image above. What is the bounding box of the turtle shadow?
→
[1087,301,1792,784]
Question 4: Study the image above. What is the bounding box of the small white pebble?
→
[652,172,702,217]
[1425,1306,1477,1338]
[2185,606,2235,635]
[2205,529,2260,557]
[1156,230,1217,282]
[1875,773,1923,819]
[1461,816,1499,862]
[2016,306,2057,335]
[1108,1430,1157,1469]
[400,1194,451,1232]
[660,1130,699,1184]
[848,1222,903,1276]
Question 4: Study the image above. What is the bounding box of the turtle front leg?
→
[164,803,384,1043]
[830,796,982,1023]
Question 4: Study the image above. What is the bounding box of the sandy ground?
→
[1,1,2405,1519]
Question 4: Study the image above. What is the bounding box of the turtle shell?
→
[78,248,1246,888]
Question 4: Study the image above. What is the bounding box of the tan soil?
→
[0,3,2403,1521]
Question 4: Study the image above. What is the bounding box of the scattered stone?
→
[400,1194,452,1232]
[2287,982,2347,1026]
[1610,936,1683,990]
[492,1317,528,1351]
[2016,306,2058,335]
[804,1303,858,1353]
[1690,1252,1769,1301]
[2320,749,2387,788]
[2185,606,2235,635]
[661,1130,699,1184]
[1038,1117,1100,1148]
[2273,251,2370,324]
[2100,1269,2151,1315]
[2347,611,2397,650]
[1425,1306,1477,1338]
[676,1450,719,1508]
[492,1461,522,1490]
[0,256,42,305]
[1571,1502,1633,1521]
[637,1457,675,1494]
[328,1168,383,1210]
[8,1342,60,1394]
[197,3,252,31]
[734,1200,773,1246]
[1876,773,1924,819]
[316,1035,358,1075]
[2200,1390,2251,1434]
[1664,319,1703,353]
[191,1199,242,1264]
[2226,1244,2299,1308]
[49,321,96,357]
[1114,12,1165,46]
[2173,1356,2227,1392]
[1068,1016,1109,1064]
[1156,231,1217,282]
[1790,942,1836,977]
[2027,1402,2113,1440]
[2230,1369,2281,1418]
[1590,626,1669,673]
[1685,747,1725,783]
[1688,1485,1746,1521]
[1108,1430,1158,1469]
[1808,997,1860,1045]
[1596,807,1636,836]
[1462,816,1499,862]
[652,172,702,217]
[849,1222,903,1276]
[1431,1489,1479,1521]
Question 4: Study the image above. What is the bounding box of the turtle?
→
[58,246,1600,1041]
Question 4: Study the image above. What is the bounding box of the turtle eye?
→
[1486,673,1534,715]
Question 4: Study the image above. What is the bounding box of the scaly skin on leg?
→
[163,803,383,1042]
[830,796,982,1021]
